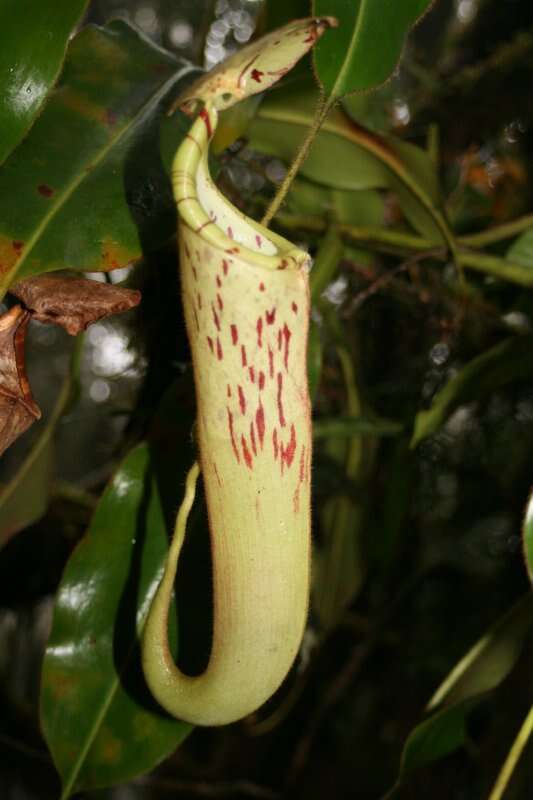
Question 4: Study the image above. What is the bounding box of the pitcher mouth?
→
[172,104,310,273]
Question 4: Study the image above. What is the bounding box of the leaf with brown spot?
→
[10,274,141,336]
[0,305,40,457]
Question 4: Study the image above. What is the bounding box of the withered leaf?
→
[0,305,41,457]
[10,274,141,336]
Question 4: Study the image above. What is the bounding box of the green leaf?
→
[0,21,197,299]
[0,0,89,166]
[310,228,344,301]
[387,137,444,242]
[391,594,533,788]
[247,83,451,243]
[397,700,474,779]
[41,440,193,796]
[0,337,81,549]
[506,228,533,268]
[329,188,385,227]
[313,416,403,438]
[248,86,389,191]
[412,335,533,447]
[312,0,434,98]
[427,594,533,711]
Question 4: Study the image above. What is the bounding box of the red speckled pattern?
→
[180,227,312,522]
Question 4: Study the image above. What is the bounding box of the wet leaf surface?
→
[41,435,194,795]
[0,20,197,298]
[0,0,88,165]
[312,0,434,97]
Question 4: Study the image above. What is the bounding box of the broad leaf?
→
[390,594,533,789]
[411,335,533,447]
[41,439,194,795]
[427,594,533,712]
[312,0,434,97]
[396,700,475,780]
[247,83,450,242]
[0,21,198,299]
[0,0,88,165]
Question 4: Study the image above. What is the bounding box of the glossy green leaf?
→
[0,21,197,299]
[41,441,193,796]
[506,228,533,268]
[247,83,451,243]
[390,594,533,789]
[411,335,533,447]
[0,337,81,548]
[0,0,89,166]
[312,0,434,97]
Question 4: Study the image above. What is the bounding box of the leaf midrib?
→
[1,63,195,299]
[329,0,369,101]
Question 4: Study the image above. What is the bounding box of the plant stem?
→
[487,702,533,800]
[272,213,533,289]
[460,213,533,247]
[261,94,332,228]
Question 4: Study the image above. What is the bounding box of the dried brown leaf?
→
[0,305,41,457]
[10,274,141,335]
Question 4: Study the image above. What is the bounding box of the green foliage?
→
[0,20,196,299]
[0,0,88,165]
[391,595,533,792]
[312,0,434,97]
[248,81,451,242]
[41,441,192,796]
